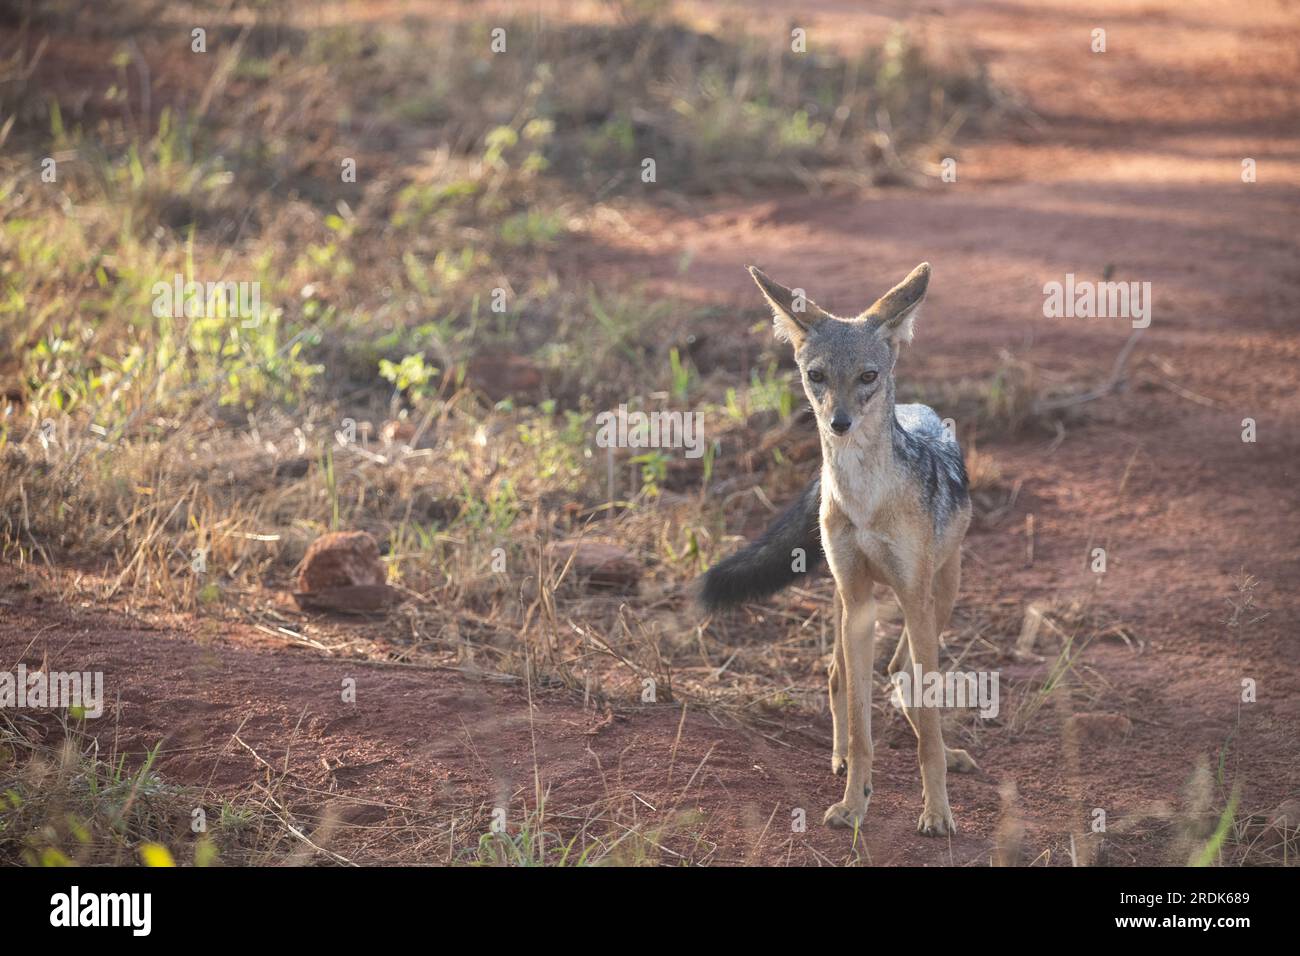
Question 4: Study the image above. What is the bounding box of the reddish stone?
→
[296,531,385,592]
[546,540,640,590]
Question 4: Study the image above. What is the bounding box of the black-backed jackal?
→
[701,262,977,835]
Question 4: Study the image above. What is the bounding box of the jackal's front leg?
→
[898,594,955,836]
[827,590,848,775]
[823,584,876,829]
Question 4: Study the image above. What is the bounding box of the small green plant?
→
[631,449,670,497]
[748,361,797,419]
[668,346,694,401]
[379,353,439,401]
[321,447,340,531]
[517,408,591,483]
[458,479,520,534]
[499,209,565,248]
[1191,785,1241,867]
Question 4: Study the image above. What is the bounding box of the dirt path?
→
[4,0,1298,865]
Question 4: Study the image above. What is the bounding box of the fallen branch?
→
[1034,326,1146,414]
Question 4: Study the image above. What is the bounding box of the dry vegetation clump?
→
[0,0,1001,611]
[0,710,294,865]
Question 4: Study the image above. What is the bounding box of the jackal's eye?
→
[806,368,826,384]
[859,370,878,385]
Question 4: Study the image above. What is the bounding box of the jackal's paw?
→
[917,804,956,837]
[823,800,868,829]
[945,747,979,773]
[831,754,847,776]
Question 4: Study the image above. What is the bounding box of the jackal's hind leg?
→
[896,553,979,775]
[895,584,955,836]
[886,627,909,675]
[933,551,978,773]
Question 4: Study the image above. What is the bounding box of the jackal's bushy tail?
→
[698,477,823,609]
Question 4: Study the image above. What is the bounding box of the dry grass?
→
[0,0,1004,600]
[0,709,295,865]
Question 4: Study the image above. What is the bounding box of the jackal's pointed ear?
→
[748,266,827,347]
[862,262,931,346]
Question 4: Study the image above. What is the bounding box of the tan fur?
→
[820,452,976,834]
[752,261,978,836]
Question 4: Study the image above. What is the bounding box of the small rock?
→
[467,351,543,404]
[294,531,397,613]
[1065,712,1133,745]
[297,531,385,591]
[547,540,640,590]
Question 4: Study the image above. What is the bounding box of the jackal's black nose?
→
[830,413,852,435]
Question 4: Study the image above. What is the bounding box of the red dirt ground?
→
[3,0,1298,865]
